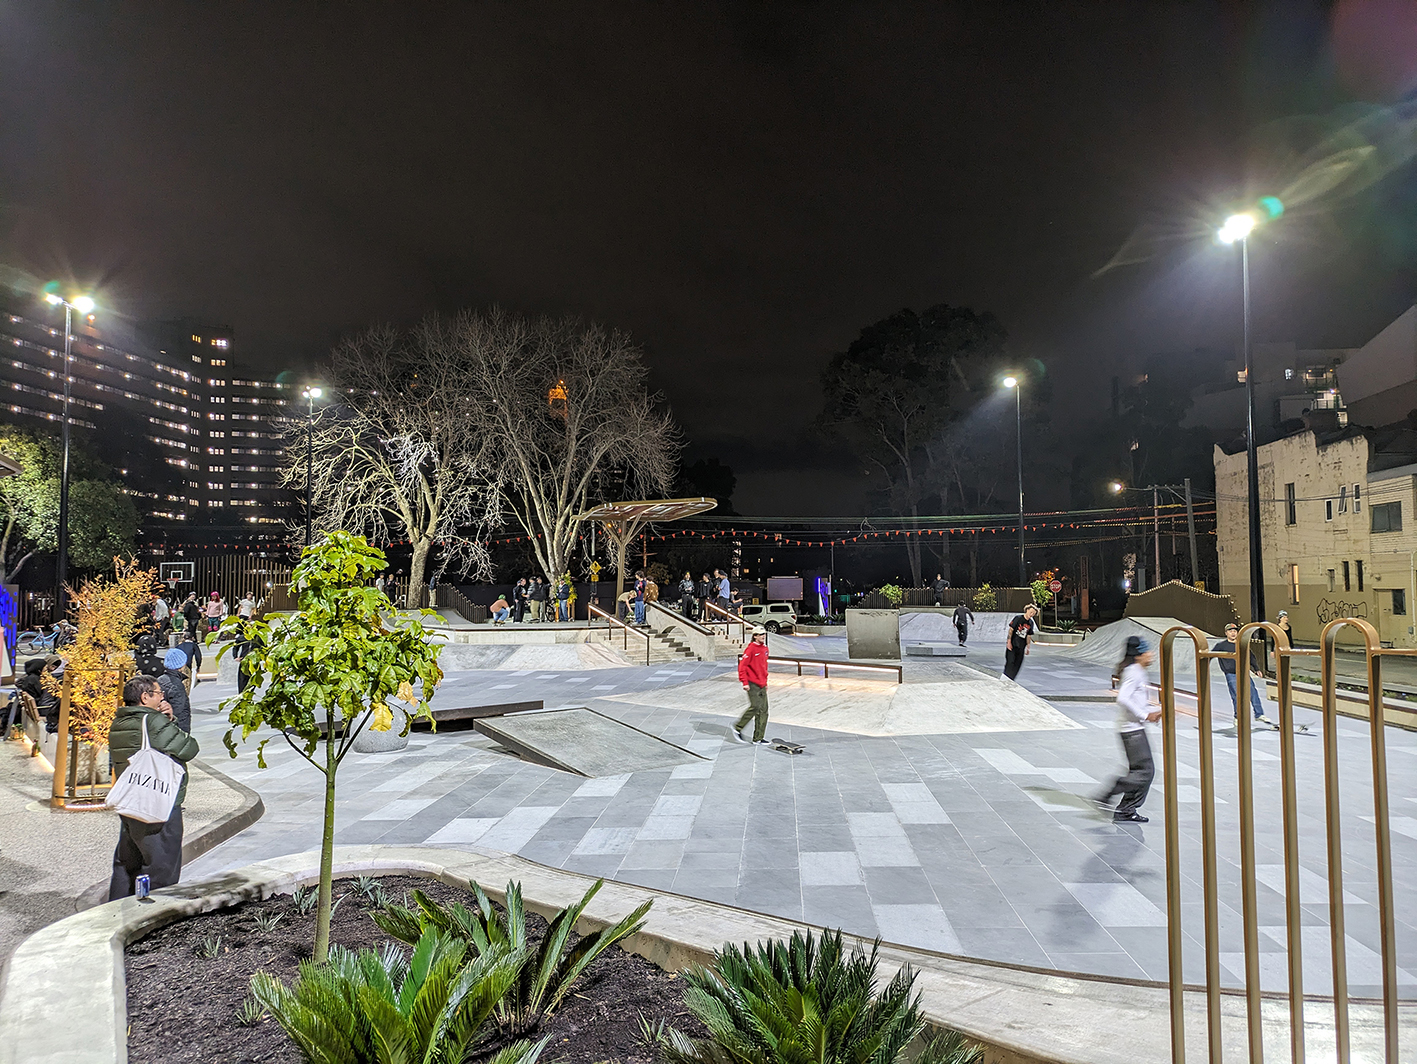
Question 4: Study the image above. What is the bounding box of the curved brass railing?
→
[1160,618,1410,1063]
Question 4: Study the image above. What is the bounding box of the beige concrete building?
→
[1215,424,1417,646]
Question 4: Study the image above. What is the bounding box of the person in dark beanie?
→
[1094,634,1162,823]
[156,648,192,733]
[107,675,200,899]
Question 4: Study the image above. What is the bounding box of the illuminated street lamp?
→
[1002,375,1024,585]
[1217,196,1282,624]
[42,291,95,623]
[301,386,323,547]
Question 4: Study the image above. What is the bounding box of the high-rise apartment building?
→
[0,295,295,535]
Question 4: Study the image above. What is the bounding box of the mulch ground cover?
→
[125,875,705,1064]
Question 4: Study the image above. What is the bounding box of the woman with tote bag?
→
[106,675,200,900]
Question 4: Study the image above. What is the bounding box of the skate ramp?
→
[899,610,1012,649]
[599,671,1080,736]
[474,707,706,776]
[1062,617,1215,677]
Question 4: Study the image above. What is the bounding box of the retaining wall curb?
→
[0,845,1405,1064]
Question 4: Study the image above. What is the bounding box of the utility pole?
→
[1184,477,1200,589]
[1153,485,1161,588]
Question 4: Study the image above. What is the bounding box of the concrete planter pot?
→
[350,707,412,753]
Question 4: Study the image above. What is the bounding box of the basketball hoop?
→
[166,577,180,592]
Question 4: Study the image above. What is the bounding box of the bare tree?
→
[286,324,501,601]
[440,309,678,584]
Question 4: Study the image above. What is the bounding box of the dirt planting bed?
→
[125,875,704,1064]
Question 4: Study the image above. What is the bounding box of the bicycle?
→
[15,622,76,656]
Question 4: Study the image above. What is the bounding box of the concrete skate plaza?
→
[184,629,1417,995]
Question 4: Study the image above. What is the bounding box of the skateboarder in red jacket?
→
[733,627,771,744]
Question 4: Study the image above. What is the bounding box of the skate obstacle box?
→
[473,706,707,777]
[845,609,901,659]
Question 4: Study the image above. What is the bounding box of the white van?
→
[739,602,797,633]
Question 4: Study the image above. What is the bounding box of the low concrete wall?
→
[1,845,1399,1064]
[846,609,901,659]
[430,625,597,646]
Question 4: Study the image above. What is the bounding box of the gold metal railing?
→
[1159,618,1408,1063]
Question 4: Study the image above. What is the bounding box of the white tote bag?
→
[105,714,182,824]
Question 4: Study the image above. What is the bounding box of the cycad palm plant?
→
[651,929,981,1064]
[373,878,651,1036]
[249,928,545,1064]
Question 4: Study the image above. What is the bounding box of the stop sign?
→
[1049,579,1062,593]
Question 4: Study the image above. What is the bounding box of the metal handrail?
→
[1158,620,1410,1063]
[647,600,717,638]
[701,600,747,643]
[739,652,902,684]
[587,603,651,666]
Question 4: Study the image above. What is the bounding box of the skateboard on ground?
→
[1257,715,1311,734]
[768,737,804,754]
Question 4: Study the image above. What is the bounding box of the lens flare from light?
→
[1218,212,1258,244]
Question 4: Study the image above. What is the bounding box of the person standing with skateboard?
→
[732,627,771,745]
[1003,603,1039,681]
[1214,622,1274,727]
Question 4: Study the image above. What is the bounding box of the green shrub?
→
[1030,577,1053,608]
[250,928,545,1064]
[971,583,997,610]
[373,878,651,1036]
[648,928,982,1064]
[876,584,904,607]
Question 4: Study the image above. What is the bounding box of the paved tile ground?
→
[183,635,1416,996]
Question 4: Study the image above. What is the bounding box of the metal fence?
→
[1159,618,1406,1062]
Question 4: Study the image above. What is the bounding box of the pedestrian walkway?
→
[182,637,1417,995]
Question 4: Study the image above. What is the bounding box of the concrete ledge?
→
[0,846,1406,1064]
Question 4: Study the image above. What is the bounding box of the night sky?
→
[3,1,1415,514]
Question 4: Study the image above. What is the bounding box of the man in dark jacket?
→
[16,657,61,732]
[952,601,975,646]
[107,675,200,900]
[180,593,202,636]
[156,648,192,733]
[512,578,528,623]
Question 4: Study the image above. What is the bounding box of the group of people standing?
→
[673,570,734,623]
[489,575,574,624]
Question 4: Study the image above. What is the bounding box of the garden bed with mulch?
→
[125,875,705,1064]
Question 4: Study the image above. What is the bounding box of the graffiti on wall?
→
[1316,598,1369,624]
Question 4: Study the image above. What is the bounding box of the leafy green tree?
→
[0,424,138,582]
[818,305,1006,585]
[223,532,443,961]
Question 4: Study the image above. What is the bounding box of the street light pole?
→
[1003,375,1024,586]
[1240,235,1265,624]
[1218,210,1268,624]
[43,292,94,623]
[56,301,72,624]
[1152,484,1161,588]
[301,387,322,548]
[1184,477,1200,588]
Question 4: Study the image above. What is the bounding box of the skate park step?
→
[473,706,707,776]
[905,642,967,657]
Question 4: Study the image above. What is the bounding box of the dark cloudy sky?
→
[2,1,1415,513]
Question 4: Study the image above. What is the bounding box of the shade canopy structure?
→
[0,454,22,479]
[577,497,717,597]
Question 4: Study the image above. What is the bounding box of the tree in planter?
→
[876,583,904,608]
[46,557,155,754]
[222,532,443,961]
[971,583,997,611]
